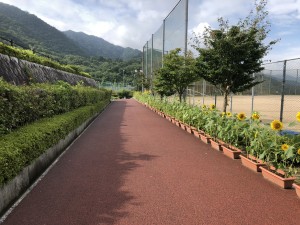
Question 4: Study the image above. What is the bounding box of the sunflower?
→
[226,112,232,117]
[202,105,206,109]
[221,112,226,117]
[296,112,300,122]
[252,112,260,120]
[281,144,289,151]
[237,112,246,121]
[270,119,283,131]
[210,104,215,110]
[298,148,300,155]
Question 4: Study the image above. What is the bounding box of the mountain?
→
[0,2,85,56]
[0,2,141,60]
[64,30,141,60]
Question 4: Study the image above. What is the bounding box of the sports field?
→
[186,95,300,132]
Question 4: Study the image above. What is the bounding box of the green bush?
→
[0,99,110,186]
[117,90,133,99]
[0,79,111,135]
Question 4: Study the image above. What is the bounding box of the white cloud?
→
[191,22,210,35]
[1,0,300,60]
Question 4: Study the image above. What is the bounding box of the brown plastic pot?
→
[293,183,300,198]
[210,139,222,151]
[222,145,241,159]
[199,133,211,144]
[240,155,266,172]
[260,167,295,189]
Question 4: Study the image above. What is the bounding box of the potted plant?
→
[239,113,267,171]
[258,119,299,189]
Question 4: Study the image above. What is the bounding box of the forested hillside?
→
[64,30,141,61]
[0,2,142,86]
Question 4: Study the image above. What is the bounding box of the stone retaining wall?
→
[0,53,97,87]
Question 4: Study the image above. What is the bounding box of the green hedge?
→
[0,99,110,186]
[0,79,111,134]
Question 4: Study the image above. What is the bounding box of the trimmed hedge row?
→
[0,79,111,134]
[0,99,110,186]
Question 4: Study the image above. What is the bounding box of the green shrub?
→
[117,90,133,99]
[0,79,111,135]
[0,99,110,186]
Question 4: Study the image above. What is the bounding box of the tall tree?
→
[153,48,199,102]
[193,0,278,112]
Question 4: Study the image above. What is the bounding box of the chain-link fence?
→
[142,0,188,82]
[186,58,300,131]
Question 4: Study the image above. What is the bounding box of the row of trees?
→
[152,0,277,112]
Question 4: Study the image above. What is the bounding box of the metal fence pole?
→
[251,73,255,115]
[162,19,165,68]
[295,69,299,95]
[280,60,287,122]
[202,80,205,105]
[269,70,272,95]
[230,93,233,113]
[151,34,154,90]
[184,0,188,55]
[146,42,148,79]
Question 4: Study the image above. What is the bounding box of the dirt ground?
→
[186,95,300,132]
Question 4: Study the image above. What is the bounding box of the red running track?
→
[1,99,300,225]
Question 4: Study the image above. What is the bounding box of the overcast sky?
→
[1,0,300,61]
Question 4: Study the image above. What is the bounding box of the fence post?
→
[202,80,205,105]
[295,69,299,95]
[280,60,287,122]
[251,73,255,116]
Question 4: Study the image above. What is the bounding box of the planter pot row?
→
[139,100,300,196]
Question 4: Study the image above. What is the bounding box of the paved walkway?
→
[1,99,300,225]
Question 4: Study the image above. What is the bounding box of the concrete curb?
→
[0,103,110,217]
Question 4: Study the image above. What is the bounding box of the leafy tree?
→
[153,68,176,99]
[193,0,278,112]
[154,48,199,102]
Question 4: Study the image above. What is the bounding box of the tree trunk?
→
[223,90,229,113]
[179,93,182,102]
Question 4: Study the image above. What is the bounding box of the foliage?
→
[0,100,110,186]
[192,0,278,112]
[153,68,176,99]
[0,3,143,85]
[153,48,199,102]
[134,92,300,177]
[64,30,141,60]
[115,90,133,99]
[0,79,111,135]
[0,42,91,78]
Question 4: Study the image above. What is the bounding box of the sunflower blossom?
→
[227,112,232,117]
[252,112,260,120]
[298,148,300,155]
[237,112,246,121]
[270,119,283,131]
[210,104,215,110]
[296,112,300,122]
[281,144,289,151]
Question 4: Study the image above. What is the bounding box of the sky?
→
[0,0,300,62]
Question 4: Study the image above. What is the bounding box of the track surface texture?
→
[2,99,300,225]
